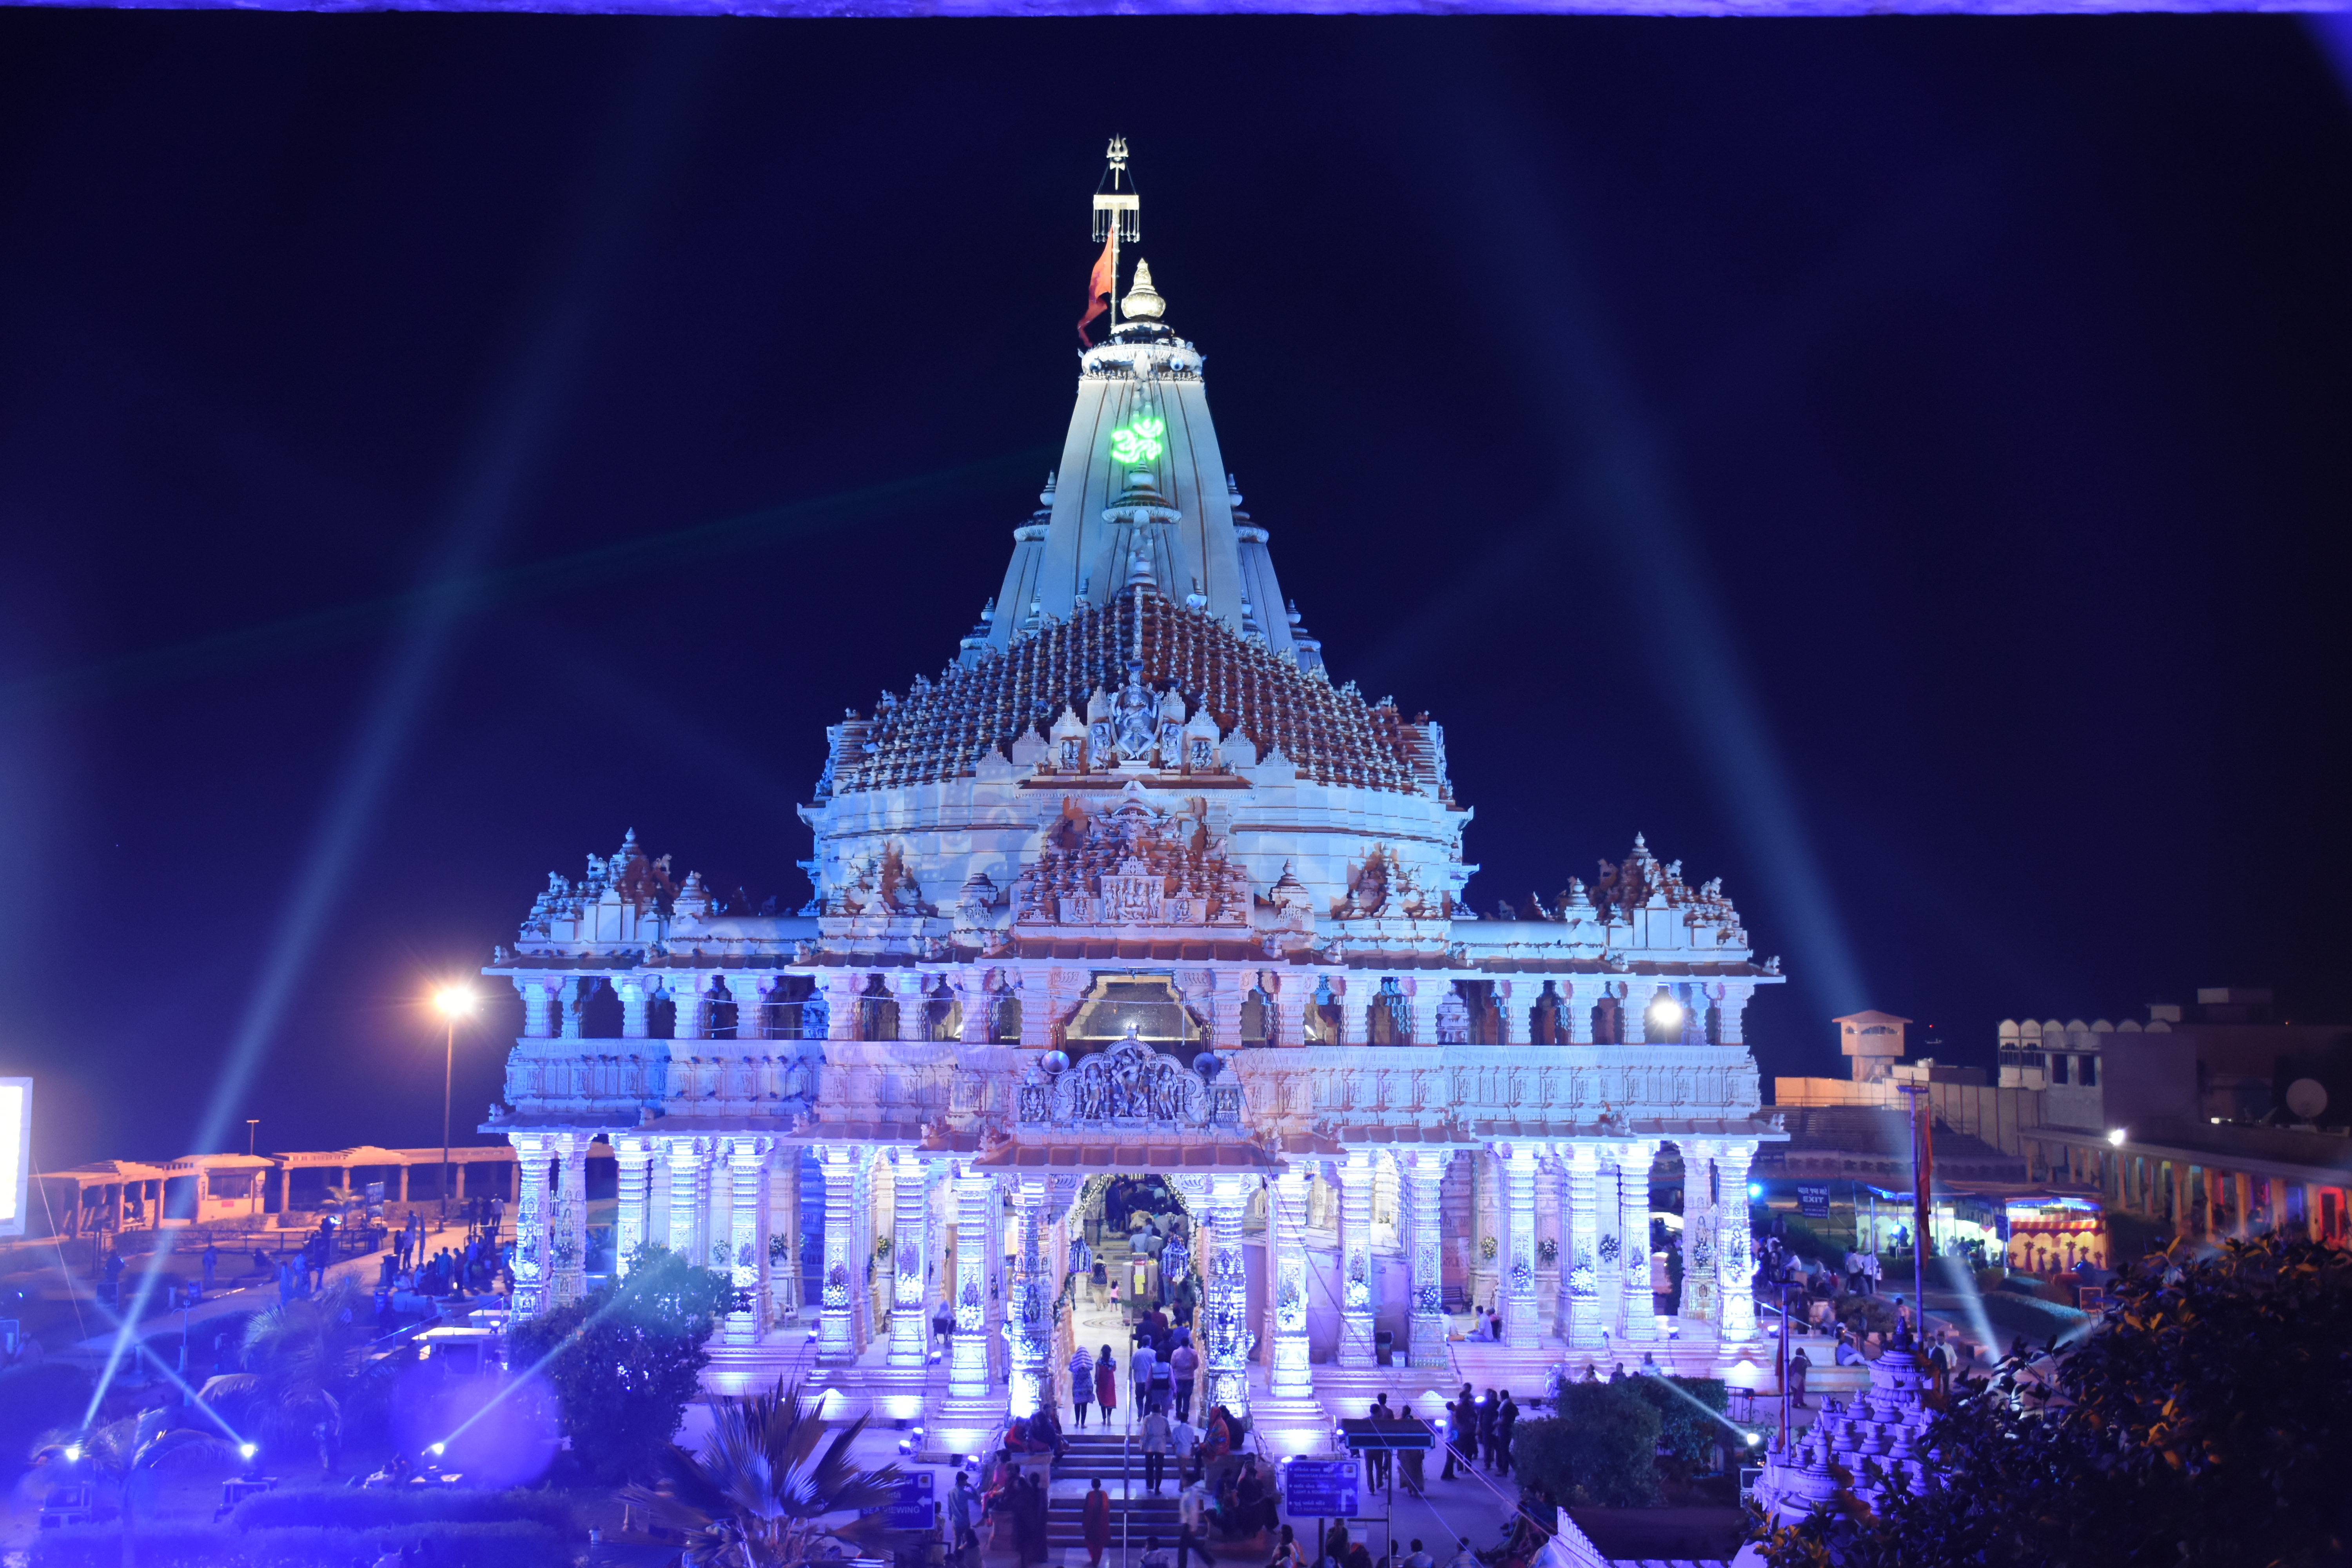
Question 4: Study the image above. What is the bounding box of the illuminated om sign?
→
[1109,414,1165,466]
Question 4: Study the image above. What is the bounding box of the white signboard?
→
[0,1079,28,1239]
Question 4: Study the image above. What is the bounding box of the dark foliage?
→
[28,1519,567,1568]
[1756,1234,2352,1568]
[505,1244,739,1485]
[1512,1380,1662,1508]
[0,1361,95,1475]
[1626,1375,1727,1472]
[230,1483,579,1531]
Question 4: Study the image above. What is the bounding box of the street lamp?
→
[432,985,477,1226]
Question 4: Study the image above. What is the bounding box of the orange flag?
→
[1077,232,1115,347]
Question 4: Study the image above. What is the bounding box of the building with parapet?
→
[477,145,1788,1432]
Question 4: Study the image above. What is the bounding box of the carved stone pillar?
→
[949,1167,997,1398]
[733,974,768,1041]
[613,1134,657,1278]
[818,1145,874,1363]
[1272,973,1308,1049]
[1562,1140,1603,1351]
[1713,1140,1758,1348]
[1405,979,1443,1047]
[823,974,862,1042]
[898,973,931,1043]
[550,1132,591,1308]
[1679,1142,1717,1325]
[1400,1150,1454,1368]
[1265,1170,1313,1397]
[1615,1141,1659,1342]
[516,976,561,1039]
[1500,1143,1540,1345]
[558,979,589,1039]
[719,1137,773,1345]
[889,1148,932,1367]
[1492,980,1522,1045]
[1007,1175,1050,1416]
[615,976,653,1039]
[1204,1171,1253,1415]
[1344,980,1378,1046]
[1716,982,1755,1046]
[508,1132,554,1320]
[769,1145,802,1322]
[1336,1151,1377,1367]
[671,974,711,1041]
[665,1136,713,1271]
[1563,978,1600,1045]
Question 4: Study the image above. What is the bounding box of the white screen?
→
[0,1080,28,1239]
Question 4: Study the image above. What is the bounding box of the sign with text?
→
[1283,1458,1360,1517]
[886,1472,935,1531]
[1797,1183,1831,1219]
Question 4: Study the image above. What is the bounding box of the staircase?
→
[1045,1432,1183,1550]
[1448,1341,1567,1401]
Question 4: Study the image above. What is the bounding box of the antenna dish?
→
[2285,1078,2328,1120]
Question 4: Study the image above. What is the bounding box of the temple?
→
[479,144,1786,1445]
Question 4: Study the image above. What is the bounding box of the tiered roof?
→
[823,593,1432,799]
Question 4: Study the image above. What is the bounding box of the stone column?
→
[1562,1141,1603,1351]
[949,1167,997,1398]
[508,1132,554,1320]
[1007,1175,1051,1416]
[1204,1171,1253,1415]
[733,974,768,1040]
[769,1145,802,1322]
[671,974,711,1041]
[1343,980,1378,1047]
[1716,982,1755,1046]
[1677,1143,1715,1325]
[889,1148,932,1367]
[516,976,561,1039]
[723,1136,775,1346]
[551,1132,592,1309]
[613,1134,657,1278]
[823,974,863,1042]
[819,1145,873,1364]
[1336,1151,1377,1367]
[1713,1141,1758,1347]
[616,976,653,1039]
[1615,1142,1660,1343]
[1499,1143,1540,1344]
[1265,1170,1313,1397]
[1405,979,1444,1047]
[898,973,931,1043]
[666,1137,713,1271]
[1563,979,1601,1045]
[1273,973,1308,1049]
[1400,1150,1454,1368]
[1492,981,1522,1045]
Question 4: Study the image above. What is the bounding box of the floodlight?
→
[433,986,477,1020]
[2107,1129,2126,1147]
[1647,997,1684,1033]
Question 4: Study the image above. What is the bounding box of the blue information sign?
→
[886,1473,935,1531]
[1797,1183,1831,1218]
[1283,1459,1360,1517]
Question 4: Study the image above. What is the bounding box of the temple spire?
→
[1093,138,1139,335]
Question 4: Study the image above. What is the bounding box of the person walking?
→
[1095,1346,1120,1428]
[1494,1391,1518,1477]
[1442,1387,1472,1480]
[947,1472,975,1547]
[1071,1345,1097,1427]
[1141,1405,1172,1495]
[1177,1477,1215,1568]
[1019,1474,1050,1568]
[1477,1388,1501,1472]
[1169,1334,1200,1422]
[1927,1332,1952,1399]
[1171,1412,1200,1489]
[1398,1398,1427,1498]
[1788,1347,1813,1409]
[1082,1478,1112,1568]
[1131,1337,1159,1414]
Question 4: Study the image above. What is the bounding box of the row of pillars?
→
[2085,1142,2349,1247]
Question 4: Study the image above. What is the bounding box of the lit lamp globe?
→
[434,985,476,1021]
[1040,1049,1071,1076]
[1646,997,1684,1036]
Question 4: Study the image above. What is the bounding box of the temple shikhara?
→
[480,143,1786,1441]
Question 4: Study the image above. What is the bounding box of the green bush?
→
[1510,1381,1662,1507]
[31,1519,568,1568]
[0,1361,96,1474]
[1626,1375,1726,1471]
[231,1484,579,1530]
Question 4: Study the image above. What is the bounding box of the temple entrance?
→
[1056,1173,1203,1429]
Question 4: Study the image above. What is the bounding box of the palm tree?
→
[34,1407,238,1563]
[198,1276,370,1472]
[624,1380,922,1568]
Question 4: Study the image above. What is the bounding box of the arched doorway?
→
[1061,973,1210,1067]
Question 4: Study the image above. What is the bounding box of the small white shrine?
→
[480,143,1786,1433]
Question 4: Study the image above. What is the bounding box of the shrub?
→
[1511,1381,1662,1507]
[31,1520,568,1568]
[0,1361,96,1474]
[231,1483,579,1531]
[1626,1375,1727,1471]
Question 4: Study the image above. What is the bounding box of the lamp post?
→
[246,1120,262,1219]
[432,986,477,1228]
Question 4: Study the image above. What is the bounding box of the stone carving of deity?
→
[1115,672,1157,760]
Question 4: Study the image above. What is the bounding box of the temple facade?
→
[480,146,1786,1434]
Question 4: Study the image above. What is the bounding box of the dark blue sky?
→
[2,13,2347,1171]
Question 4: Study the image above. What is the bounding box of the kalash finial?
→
[1122,259,1166,321]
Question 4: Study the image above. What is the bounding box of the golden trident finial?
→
[1091,138,1140,337]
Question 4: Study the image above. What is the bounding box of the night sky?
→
[2,13,2347,1174]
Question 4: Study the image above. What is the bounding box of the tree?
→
[199,1277,371,1473]
[33,1405,238,1562]
[1626,1375,1726,1474]
[506,1244,740,1485]
[624,1379,920,1568]
[1512,1379,1662,1508]
[1756,1234,2352,1568]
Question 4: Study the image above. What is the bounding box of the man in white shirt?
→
[1405,1540,1435,1568]
[1177,1480,1211,1568]
[1130,1340,1159,1410]
[1171,1415,1200,1488]
[1140,1407,1172,1494]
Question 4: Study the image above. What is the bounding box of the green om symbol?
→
[1109,415,1165,466]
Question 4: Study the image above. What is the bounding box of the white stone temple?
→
[480,143,1787,1441]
